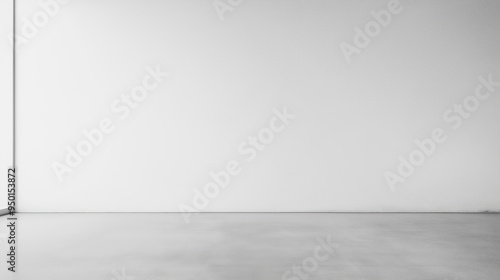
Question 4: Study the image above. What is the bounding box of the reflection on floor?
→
[0,213,499,280]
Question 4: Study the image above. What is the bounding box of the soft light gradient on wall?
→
[0,0,13,210]
[16,0,500,212]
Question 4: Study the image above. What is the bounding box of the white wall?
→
[16,0,500,213]
[0,0,13,210]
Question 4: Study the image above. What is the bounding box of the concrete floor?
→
[0,213,499,280]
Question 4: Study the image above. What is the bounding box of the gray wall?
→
[0,0,13,210]
[15,0,500,213]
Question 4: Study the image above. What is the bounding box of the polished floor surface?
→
[0,213,499,280]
